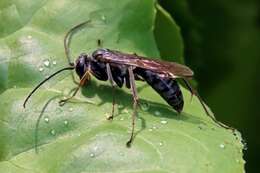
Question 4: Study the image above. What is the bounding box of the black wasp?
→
[23,20,234,147]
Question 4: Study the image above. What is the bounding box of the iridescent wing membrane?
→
[98,49,194,78]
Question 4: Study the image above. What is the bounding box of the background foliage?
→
[0,0,248,172]
[159,0,260,172]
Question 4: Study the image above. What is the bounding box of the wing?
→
[98,49,194,78]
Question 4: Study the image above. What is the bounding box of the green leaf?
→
[154,4,184,63]
[0,1,244,173]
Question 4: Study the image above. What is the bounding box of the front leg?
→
[59,71,91,106]
[126,66,139,147]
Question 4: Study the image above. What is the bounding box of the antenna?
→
[64,20,91,66]
[23,66,75,108]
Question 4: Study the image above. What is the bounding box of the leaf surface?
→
[0,1,244,173]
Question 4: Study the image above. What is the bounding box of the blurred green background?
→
[159,0,259,172]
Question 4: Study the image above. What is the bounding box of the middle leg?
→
[106,63,117,120]
[126,66,139,147]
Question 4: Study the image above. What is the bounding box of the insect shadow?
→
[80,80,205,125]
[34,78,206,153]
[35,95,61,153]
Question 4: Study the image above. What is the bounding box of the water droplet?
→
[154,111,161,116]
[39,67,44,72]
[43,60,50,67]
[160,119,167,125]
[140,102,149,111]
[52,60,57,65]
[27,35,32,39]
[64,120,68,126]
[242,139,247,150]
[50,129,56,136]
[44,116,49,123]
[101,15,106,21]
[219,144,225,149]
[93,146,98,151]
[159,142,163,146]
[90,153,95,158]
[152,126,158,130]
[69,107,73,112]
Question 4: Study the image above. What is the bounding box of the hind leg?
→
[182,78,235,131]
[126,66,139,147]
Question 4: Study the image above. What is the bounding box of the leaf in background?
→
[154,4,184,63]
[0,0,244,173]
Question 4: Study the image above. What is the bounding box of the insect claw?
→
[126,139,132,148]
[58,100,66,106]
[106,116,113,120]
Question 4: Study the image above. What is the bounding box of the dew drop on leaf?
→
[242,139,247,150]
[219,144,225,149]
[152,125,158,130]
[93,146,98,151]
[44,116,49,123]
[38,67,44,72]
[50,129,56,136]
[43,60,50,67]
[154,111,161,116]
[160,119,167,125]
[101,15,106,23]
[64,120,68,126]
[90,153,95,158]
[69,107,73,112]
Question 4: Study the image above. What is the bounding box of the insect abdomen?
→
[135,68,184,113]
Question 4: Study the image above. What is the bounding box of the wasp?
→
[23,20,234,147]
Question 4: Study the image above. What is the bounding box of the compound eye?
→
[75,56,86,78]
[92,48,108,59]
